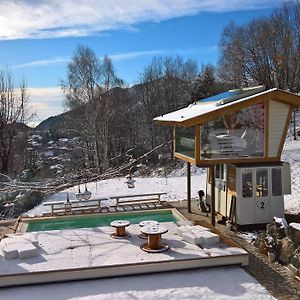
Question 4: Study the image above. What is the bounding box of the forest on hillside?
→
[1,1,300,216]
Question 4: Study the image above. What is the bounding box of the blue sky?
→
[0,0,285,124]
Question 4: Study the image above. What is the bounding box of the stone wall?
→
[254,218,300,275]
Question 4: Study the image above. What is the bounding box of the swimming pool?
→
[25,209,185,232]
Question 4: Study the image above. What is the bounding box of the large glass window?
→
[272,168,282,196]
[175,127,195,158]
[256,169,268,197]
[200,103,264,159]
[242,169,253,198]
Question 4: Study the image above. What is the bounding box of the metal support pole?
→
[210,165,216,226]
[293,110,297,141]
[187,162,191,213]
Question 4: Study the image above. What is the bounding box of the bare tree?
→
[219,1,300,92]
[0,68,30,174]
[101,55,123,91]
[137,55,198,152]
[61,45,101,109]
[61,46,124,172]
[190,64,226,101]
[218,1,300,138]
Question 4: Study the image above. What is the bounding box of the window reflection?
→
[175,127,195,158]
[256,169,268,197]
[242,169,253,198]
[201,103,264,159]
[272,168,282,196]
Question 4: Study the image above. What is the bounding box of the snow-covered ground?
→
[27,145,300,217]
[282,140,300,214]
[4,139,299,299]
[3,164,280,299]
[26,167,207,217]
[0,223,247,275]
[0,266,274,300]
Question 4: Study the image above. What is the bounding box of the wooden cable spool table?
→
[110,220,131,239]
[138,220,159,239]
[140,224,169,253]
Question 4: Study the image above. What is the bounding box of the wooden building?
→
[154,87,300,225]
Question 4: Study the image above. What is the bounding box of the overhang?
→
[154,88,300,127]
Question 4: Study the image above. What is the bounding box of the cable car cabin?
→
[154,87,300,226]
[205,163,291,225]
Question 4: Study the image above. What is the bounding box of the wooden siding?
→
[268,100,289,157]
[227,164,236,193]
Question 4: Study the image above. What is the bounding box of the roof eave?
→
[153,89,300,128]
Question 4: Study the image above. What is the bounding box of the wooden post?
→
[187,162,191,213]
[293,110,297,140]
[210,165,216,226]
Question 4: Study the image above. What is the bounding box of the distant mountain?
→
[16,122,31,132]
[34,86,132,132]
[35,112,71,131]
[34,77,190,132]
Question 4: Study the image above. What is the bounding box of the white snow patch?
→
[290,222,300,230]
[273,217,288,229]
[50,164,64,170]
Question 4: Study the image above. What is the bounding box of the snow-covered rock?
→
[287,223,300,246]
[279,237,296,264]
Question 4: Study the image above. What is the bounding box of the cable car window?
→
[242,169,253,198]
[272,168,282,196]
[256,169,268,197]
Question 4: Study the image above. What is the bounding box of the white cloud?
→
[13,57,70,68]
[12,50,162,69]
[0,0,283,40]
[29,87,64,125]
[109,50,163,61]
[12,47,217,69]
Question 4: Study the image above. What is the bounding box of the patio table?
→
[140,224,169,253]
[138,220,159,239]
[110,220,131,239]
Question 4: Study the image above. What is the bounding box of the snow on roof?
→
[154,101,217,124]
[154,88,279,126]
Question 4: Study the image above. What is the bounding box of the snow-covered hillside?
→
[27,146,300,217]
[26,112,300,217]
[27,167,207,216]
[282,140,300,214]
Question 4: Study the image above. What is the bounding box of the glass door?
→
[254,168,271,223]
[240,168,255,224]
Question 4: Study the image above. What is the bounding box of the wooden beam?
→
[187,162,191,213]
[195,126,201,165]
[174,152,196,165]
[210,165,216,226]
[195,156,280,167]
